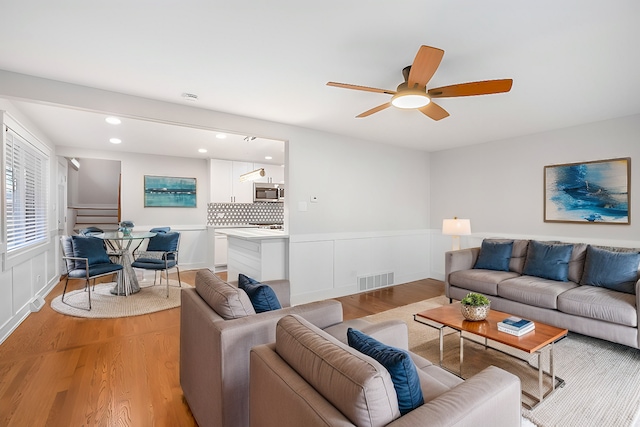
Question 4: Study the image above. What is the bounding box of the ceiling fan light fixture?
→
[391,90,431,109]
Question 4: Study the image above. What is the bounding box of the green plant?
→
[461,292,490,306]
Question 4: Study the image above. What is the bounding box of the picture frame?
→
[544,157,630,224]
[144,175,197,208]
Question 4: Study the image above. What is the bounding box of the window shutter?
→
[5,126,48,252]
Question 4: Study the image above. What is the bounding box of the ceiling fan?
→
[326,45,513,121]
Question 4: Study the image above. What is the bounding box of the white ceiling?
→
[1,1,640,159]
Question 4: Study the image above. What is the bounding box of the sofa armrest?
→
[444,248,480,298]
[360,319,409,350]
[386,366,521,427]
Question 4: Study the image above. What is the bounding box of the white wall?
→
[429,114,640,279]
[0,99,59,344]
[287,127,431,303]
[68,158,120,207]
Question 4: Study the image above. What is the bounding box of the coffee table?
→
[414,303,568,409]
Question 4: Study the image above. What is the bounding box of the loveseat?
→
[249,314,522,427]
[180,269,411,427]
[445,238,640,348]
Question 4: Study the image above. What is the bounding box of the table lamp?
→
[442,217,471,251]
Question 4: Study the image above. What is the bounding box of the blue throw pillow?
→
[147,232,179,252]
[71,236,110,266]
[474,240,513,271]
[347,328,424,415]
[581,246,640,294]
[523,240,574,281]
[238,274,282,313]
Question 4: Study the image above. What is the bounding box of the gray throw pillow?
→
[523,240,574,282]
[581,246,640,294]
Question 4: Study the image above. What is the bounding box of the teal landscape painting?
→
[144,175,197,207]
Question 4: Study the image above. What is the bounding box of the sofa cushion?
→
[195,270,256,319]
[523,240,574,281]
[238,274,282,313]
[276,315,400,427]
[347,328,424,415]
[567,243,588,284]
[580,246,640,294]
[498,276,578,309]
[474,240,513,272]
[71,236,110,266]
[449,269,519,296]
[557,286,637,327]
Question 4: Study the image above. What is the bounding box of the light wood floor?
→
[0,270,444,426]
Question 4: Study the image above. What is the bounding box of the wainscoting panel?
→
[290,230,430,305]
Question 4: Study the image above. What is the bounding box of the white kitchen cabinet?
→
[232,161,255,203]
[254,162,285,184]
[210,159,254,203]
[214,233,228,267]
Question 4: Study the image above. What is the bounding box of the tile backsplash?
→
[207,202,284,226]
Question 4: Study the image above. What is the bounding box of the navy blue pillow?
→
[347,328,424,415]
[71,236,110,266]
[523,241,574,281]
[474,240,513,271]
[581,246,640,294]
[238,274,282,313]
[147,232,179,252]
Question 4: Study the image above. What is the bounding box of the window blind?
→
[5,125,48,253]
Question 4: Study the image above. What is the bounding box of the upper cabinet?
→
[210,159,255,203]
[254,163,285,184]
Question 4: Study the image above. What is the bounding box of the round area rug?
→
[51,279,190,318]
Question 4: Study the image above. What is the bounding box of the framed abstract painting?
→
[144,175,197,207]
[544,157,630,224]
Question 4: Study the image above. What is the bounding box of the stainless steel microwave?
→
[254,183,284,202]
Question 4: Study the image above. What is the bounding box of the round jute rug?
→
[50,279,190,318]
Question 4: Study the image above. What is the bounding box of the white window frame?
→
[2,113,50,270]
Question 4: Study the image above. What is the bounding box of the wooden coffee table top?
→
[415,303,568,353]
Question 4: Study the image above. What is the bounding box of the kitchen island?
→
[214,228,288,282]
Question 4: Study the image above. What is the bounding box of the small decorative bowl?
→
[461,303,490,321]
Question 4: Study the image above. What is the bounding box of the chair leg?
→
[87,279,92,310]
[61,276,71,303]
[176,267,182,287]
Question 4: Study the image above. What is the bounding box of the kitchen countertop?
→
[215,227,288,240]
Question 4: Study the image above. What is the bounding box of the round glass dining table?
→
[96,231,156,295]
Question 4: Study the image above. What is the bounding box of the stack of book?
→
[497,316,535,336]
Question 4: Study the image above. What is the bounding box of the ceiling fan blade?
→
[356,102,392,118]
[407,45,445,90]
[419,102,450,121]
[327,82,396,95]
[428,79,513,98]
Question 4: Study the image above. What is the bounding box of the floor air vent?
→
[358,272,394,291]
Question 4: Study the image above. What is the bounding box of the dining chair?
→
[60,235,124,310]
[131,231,181,297]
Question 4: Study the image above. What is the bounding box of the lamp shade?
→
[442,218,471,236]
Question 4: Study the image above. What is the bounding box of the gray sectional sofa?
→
[181,269,431,427]
[249,314,522,427]
[445,238,640,348]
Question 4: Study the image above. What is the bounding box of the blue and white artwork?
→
[545,158,630,224]
[144,175,197,207]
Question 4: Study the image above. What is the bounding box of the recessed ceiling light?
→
[216,133,227,139]
[105,117,121,125]
[265,156,273,160]
[198,148,208,153]
[109,138,122,144]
